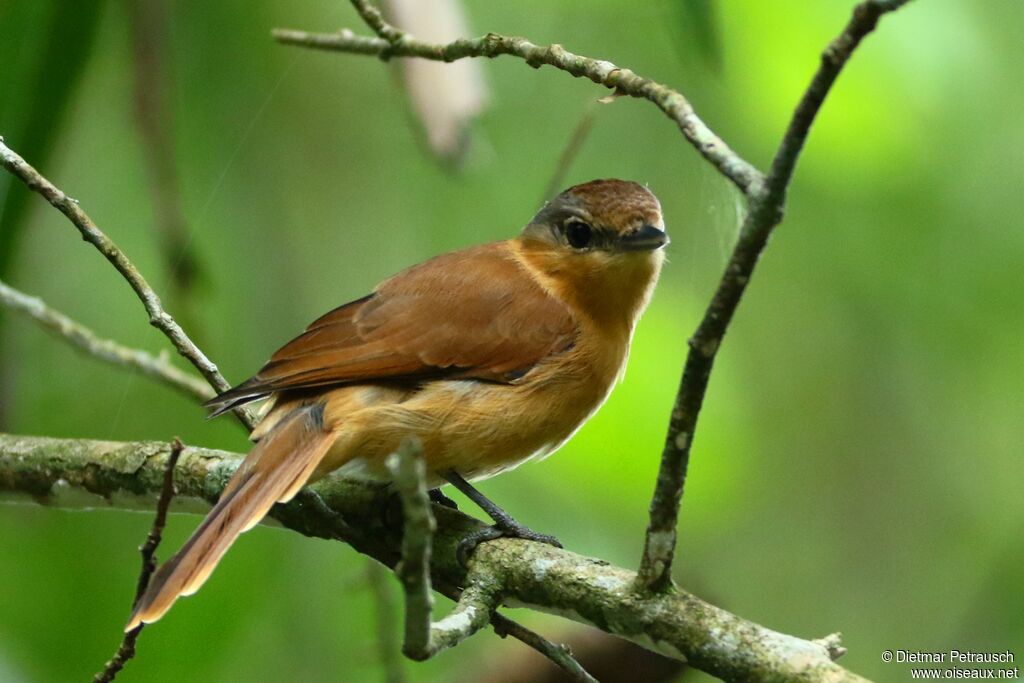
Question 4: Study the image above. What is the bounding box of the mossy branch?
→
[0,433,869,683]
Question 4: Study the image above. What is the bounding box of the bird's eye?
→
[564,220,593,249]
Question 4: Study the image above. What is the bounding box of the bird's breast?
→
[317,327,629,483]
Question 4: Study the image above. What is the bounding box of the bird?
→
[126,178,668,630]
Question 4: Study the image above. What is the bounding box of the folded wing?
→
[207,242,577,416]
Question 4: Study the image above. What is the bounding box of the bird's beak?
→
[620,224,669,251]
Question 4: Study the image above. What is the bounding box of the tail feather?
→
[203,377,271,418]
[126,404,335,630]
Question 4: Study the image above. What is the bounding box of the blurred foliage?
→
[0,2,102,282]
[670,0,721,71]
[0,0,1021,681]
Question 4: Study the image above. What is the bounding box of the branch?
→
[385,442,596,681]
[485,612,599,683]
[93,438,182,683]
[636,0,917,592]
[767,0,913,200]
[0,279,213,404]
[351,0,404,43]
[0,138,256,431]
[387,441,494,659]
[0,433,869,683]
[270,29,763,195]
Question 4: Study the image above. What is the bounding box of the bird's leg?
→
[428,488,459,509]
[442,471,562,566]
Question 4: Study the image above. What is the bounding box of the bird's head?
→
[519,179,668,327]
[523,179,668,257]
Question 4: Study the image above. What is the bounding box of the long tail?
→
[126,403,335,630]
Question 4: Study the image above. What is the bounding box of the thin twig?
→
[351,0,404,43]
[93,438,183,683]
[385,442,598,680]
[0,279,213,403]
[388,440,438,656]
[306,486,593,681]
[431,579,598,683]
[271,26,763,195]
[386,440,499,659]
[541,101,598,203]
[0,138,256,432]
[490,613,599,683]
[133,438,184,603]
[636,0,917,591]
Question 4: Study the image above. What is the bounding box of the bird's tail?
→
[126,403,335,631]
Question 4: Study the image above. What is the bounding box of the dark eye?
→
[565,220,593,249]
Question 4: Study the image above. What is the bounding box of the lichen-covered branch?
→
[270,28,762,195]
[385,442,596,681]
[636,0,917,592]
[387,441,496,660]
[0,433,869,682]
[0,139,256,431]
[351,0,404,43]
[0,279,213,404]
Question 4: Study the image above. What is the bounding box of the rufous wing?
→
[206,241,577,416]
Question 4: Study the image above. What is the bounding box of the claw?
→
[441,470,561,567]
[428,488,459,509]
[457,525,506,566]
[456,521,562,567]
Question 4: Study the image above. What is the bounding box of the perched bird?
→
[127,178,668,630]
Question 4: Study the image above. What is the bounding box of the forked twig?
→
[93,438,183,683]
[0,139,255,431]
[386,441,597,681]
[0,279,213,403]
[637,0,918,591]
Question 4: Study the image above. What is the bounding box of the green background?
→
[1,1,1020,681]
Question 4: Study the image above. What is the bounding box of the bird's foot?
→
[456,520,562,567]
[428,488,459,509]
